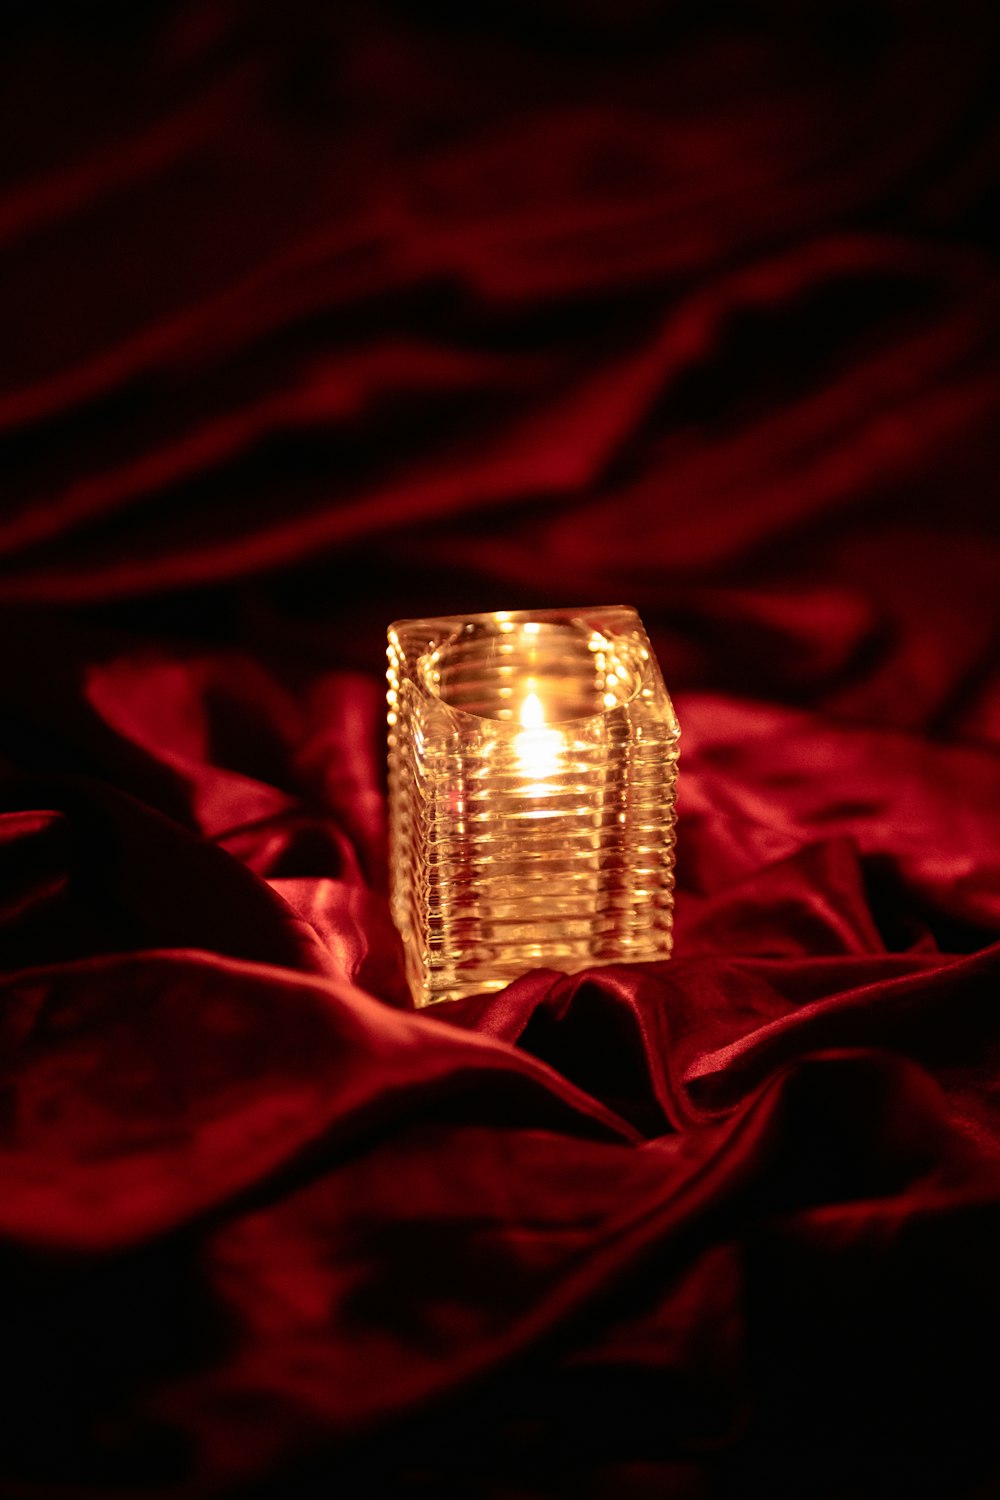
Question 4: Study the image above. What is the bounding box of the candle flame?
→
[515,692,562,787]
[520,692,544,729]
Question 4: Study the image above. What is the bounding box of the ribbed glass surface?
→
[387,607,679,1007]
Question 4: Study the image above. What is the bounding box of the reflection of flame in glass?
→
[515,691,563,787]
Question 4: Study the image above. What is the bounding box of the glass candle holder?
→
[386,606,679,1007]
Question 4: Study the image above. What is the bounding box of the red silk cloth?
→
[1,3,999,1496]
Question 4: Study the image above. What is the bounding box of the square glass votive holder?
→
[386,605,680,1007]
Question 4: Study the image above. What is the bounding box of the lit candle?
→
[387,607,679,1006]
[514,690,564,790]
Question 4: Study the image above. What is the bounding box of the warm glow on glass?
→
[387,606,680,1007]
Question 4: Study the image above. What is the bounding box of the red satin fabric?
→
[1,3,999,1496]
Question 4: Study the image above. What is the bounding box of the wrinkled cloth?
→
[1,3,999,1497]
